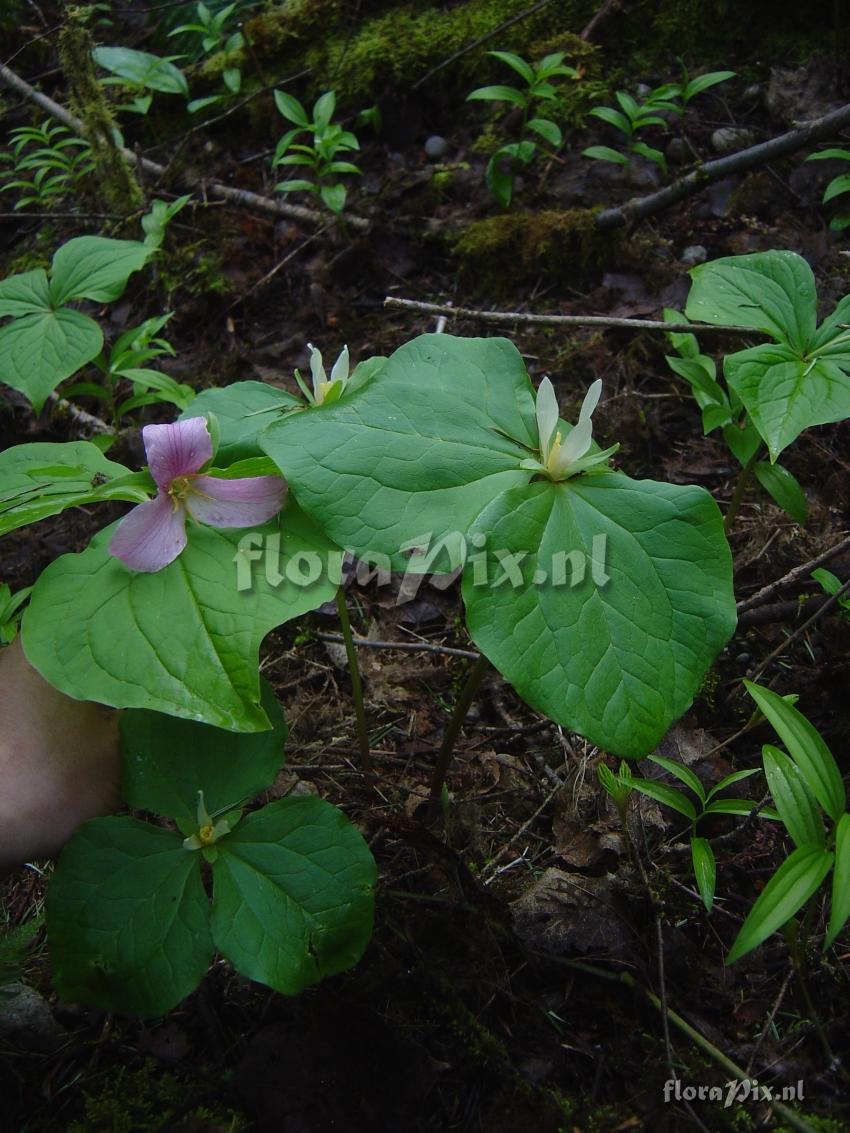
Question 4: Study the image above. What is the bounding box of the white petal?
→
[552,418,593,474]
[307,343,326,401]
[535,377,559,459]
[330,344,350,384]
[578,379,603,424]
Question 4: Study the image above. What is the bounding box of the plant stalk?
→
[724,446,761,534]
[427,653,490,820]
[335,589,373,777]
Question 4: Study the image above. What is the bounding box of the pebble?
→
[424,135,448,160]
[681,244,708,266]
[666,137,689,164]
[743,83,762,101]
[711,126,756,154]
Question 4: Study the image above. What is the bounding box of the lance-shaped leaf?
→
[211,797,376,995]
[826,814,850,949]
[261,334,538,572]
[121,679,288,823]
[462,475,735,757]
[22,501,339,731]
[691,836,716,912]
[0,441,148,536]
[762,744,824,847]
[47,818,212,1017]
[744,681,845,821]
[726,845,833,964]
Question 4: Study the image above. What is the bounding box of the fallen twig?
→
[315,631,480,661]
[747,576,850,684]
[385,295,757,335]
[0,62,370,231]
[736,532,850,613]
[596,101,850,231]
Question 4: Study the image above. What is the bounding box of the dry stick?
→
[596,101,850,231]
[748,576,850,684]
[411,0,559,91]
[737,532,850,613]
[580,0,623,40]
[384,295,753,335]
[0,62,370,231]
[316,632,480,661]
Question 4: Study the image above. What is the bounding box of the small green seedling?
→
[583,87,672,175]
[169,2,246,113]
[467,50,577,207]
[603,755,760,911]
[272,89,361,215]
[141,194,192,249]
[805,147,850,231]
[811,569,850,618]
[0,119,94,211]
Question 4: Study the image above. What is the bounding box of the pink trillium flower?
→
[109,416,286,573]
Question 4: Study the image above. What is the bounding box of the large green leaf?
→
[726,844,833,964]
[92,46,189,96]
[182,381,301,463]
[261,334,538,572]
[121,679,288,823]
[725,344,850,461]
[22,501,339,730]
[0,441,147,536]
[211,797,376,995]
[686,251,817,351]
[744,681,845,821]
[462,475,735,757]
[47,818,212,1017]
[0,308,102,411]
[762,744,824,847]
[49,236,153,306]
[0,268,50,318]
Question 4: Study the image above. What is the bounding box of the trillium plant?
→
[16,232,850,1016]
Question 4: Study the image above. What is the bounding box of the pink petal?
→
[186,475,286,528]
[109,493,188,572]
[143,417,212,490]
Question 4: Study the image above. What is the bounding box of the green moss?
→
[65,1058,249,1133]
[454,208,619,295]
[247,0,595,107]
[58,9,143,213]
[245,0,345,58]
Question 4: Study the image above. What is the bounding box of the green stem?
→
[427,653,490,820]
[335,589,373,777]
[724,445,761,534]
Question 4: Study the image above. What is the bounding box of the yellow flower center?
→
[545,430,564,476]
[198,824,216,844]
[169,475,193,509]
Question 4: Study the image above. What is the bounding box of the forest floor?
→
[1,3,850,1130]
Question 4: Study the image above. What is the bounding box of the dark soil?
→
[2,2,850,1130]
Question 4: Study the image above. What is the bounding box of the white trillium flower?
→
[523,377,619,481]
[304,342,350,406]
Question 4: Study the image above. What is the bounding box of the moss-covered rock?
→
[454,208,620,294]
[247,0,596,107]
